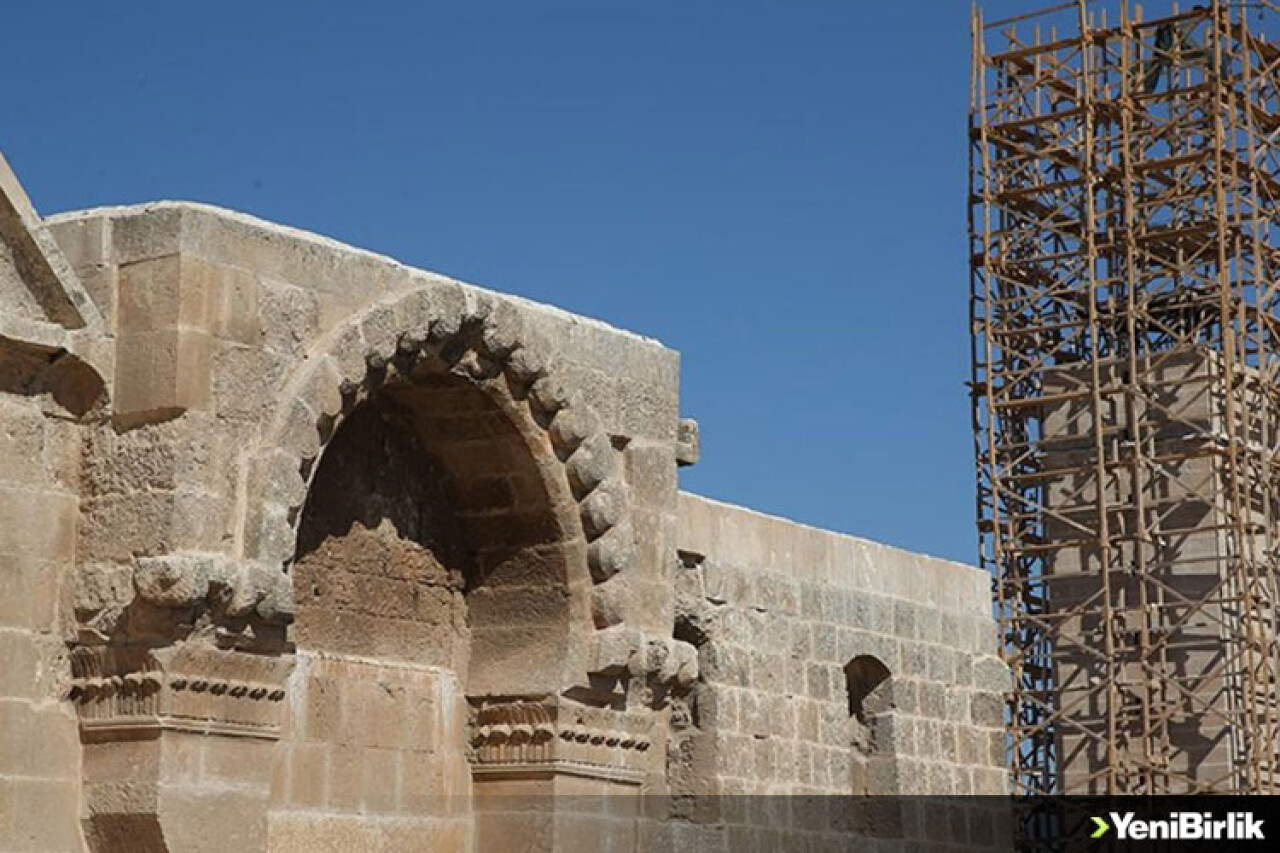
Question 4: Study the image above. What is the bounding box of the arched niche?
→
[292,347,591,697]
[237,288,644,685]
[844,653,903,838]
[845,655,893,729]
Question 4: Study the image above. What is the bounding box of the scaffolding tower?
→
[970,0,1280,794]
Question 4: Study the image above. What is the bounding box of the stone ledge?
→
[471,761,646,786]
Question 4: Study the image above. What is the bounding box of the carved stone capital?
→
[71,642,294,741]
[469,698,654,785]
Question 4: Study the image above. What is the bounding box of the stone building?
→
[0,150,1008,852]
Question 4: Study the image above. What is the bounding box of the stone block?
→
[361,747,400,814]
[811,623,837,663]
[0,557,63,632]
[327,744,363,812]
[0,485,75,562]
[973,767,1010,795]
[618,377,678,443]
[197,259,261,345]
[695,685,736,730]
[258,278,320,358]
[11,778,82,851]
[971,655,1012,694]
[806,662,832,702]
[200,733,275,789]
[29,705,80,776]
[0,632,39,699]
[399,749,442,816]
[699,641,749,687]
[0,778,11,844]
[114,327,213,422]
[0,403,49,488]
[892,599,918,639]
[750,651,784,696]
[117,256,198,334]
[0,700,35,778]
[918,680,947,719]
[286,742,329,809]
[109,206,183,265]
[300,673,342,743]
[969,692,1006,729]
[211,342,287,423]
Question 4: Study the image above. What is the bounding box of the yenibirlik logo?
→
[1090,811,1265,842]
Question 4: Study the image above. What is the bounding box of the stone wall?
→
[0,151,1009,852]
[1,152,100,852]
[659,494,1010,850]
[267,654,472,851]
[1039,354,1252,792]
[43,201,685,647]
[0,365,85,852]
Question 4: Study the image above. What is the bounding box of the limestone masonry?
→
[0,150,1008,852]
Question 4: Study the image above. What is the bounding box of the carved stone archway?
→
[72,279,702,853]
[238,284,641,649]
[238,283,695,850]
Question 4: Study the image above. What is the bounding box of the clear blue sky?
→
[3,0,1032,565]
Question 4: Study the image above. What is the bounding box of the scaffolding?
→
[970,0,1280,794]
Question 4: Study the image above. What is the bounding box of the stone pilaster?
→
[470,698,657,852]
[71,642,294,853]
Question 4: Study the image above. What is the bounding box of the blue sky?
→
[3,1,1033,564]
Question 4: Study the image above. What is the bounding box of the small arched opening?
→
[845,655,893,728]
[844,654,902,837]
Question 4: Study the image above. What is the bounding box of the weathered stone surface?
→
[133,554,212,608]
[672,491,1008,830]
[676,417,700,467]
[1,151,101,330]
[0,155,1006,853]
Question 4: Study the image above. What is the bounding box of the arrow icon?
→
[1090,816,1110,839]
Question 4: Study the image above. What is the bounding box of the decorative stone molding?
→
[70,642,293,740]
[240,284,640,623]
[469,698,653,784]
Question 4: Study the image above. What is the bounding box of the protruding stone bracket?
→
[676,417,700,467]
[128,552,295,647]
[587,626,699,700]
[0,317,111,418]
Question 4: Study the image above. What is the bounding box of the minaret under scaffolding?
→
[970,0,1280,794]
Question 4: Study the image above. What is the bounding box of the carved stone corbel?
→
[469,697,655,786]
